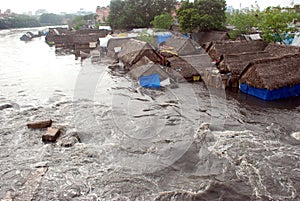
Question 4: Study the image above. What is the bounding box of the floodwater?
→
[0,27,300,201]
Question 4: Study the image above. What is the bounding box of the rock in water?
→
[27,120,52,129]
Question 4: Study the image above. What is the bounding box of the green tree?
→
[177,0,227,32]
[151,13,174,29]
[108,0,177,29]
[107,0,126,29]
[259,6,296,43]
[226,11,259,38]
[0,15,40,29]
[39,13,63,25]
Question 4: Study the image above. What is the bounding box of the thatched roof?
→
[207,40,268,61]
[107,37,136,58]
[191,31,229,46]
[218,51,272,76]
[118,39,161,66]
[162,36,204,56]
[73,33,100,44]
[240,53,300,90]
[168,54,215,79]
[75,29,109,37]
[129,62,170,81]
[168,57,197,79]
[264,43,300,57]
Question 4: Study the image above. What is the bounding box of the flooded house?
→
[207,40,268,61]
[239,53,300,100]
[160,36,205,56]
[218,51,272,88]
[129,61,172,82]
[118,39,162,68]
[107,37,136,59]
[191,31,229,49]
[168,54,215,82]
[264,43,300,57]
[73,29,108,58]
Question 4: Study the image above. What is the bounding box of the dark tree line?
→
[0,15,41,29]
[107,0,177,29]
[176,0,227,32]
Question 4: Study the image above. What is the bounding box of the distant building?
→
[4,9,11,15]
[35,9,48,16]
[226,6,235,13]
[96,6,110,23]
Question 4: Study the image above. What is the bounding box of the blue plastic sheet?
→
[157,34,173,45]
[140,74,161,89]
[240,83,300,101]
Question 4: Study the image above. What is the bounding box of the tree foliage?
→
[107,0,177,29]
[0,15,40,29]
[258,7,297,43]
[226,6,298,42]
[177,0,227,32]
[39,13,63,25]
[151,13,174,29]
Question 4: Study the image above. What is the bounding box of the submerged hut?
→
[107,37,136,59]
[191,31,229,49]
[118,39,162,67]
[161,36,204,56]
[239,53,300,100]
[129,62,171,82]
[168,54,215,82]
[207,40,268,61]
[218,51,272,87]
[264,43,300,57]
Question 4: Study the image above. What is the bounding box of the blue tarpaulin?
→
[140,74,161,89]
[240,83,300,101]
[157,33,173,45]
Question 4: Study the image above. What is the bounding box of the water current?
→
[0,27,300,200]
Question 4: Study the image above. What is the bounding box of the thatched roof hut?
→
[264,43,300,57]
[75,29,109,37]
[207,40,268,61]
[129,62,171,81]
[218,51,272,87]
[239,53,300,100]
[162,36,204,56]
[73,33,100,45]
[191,31,229,48]
[168,54,215,81]
[107,37,136,59]
[118,39,162,67]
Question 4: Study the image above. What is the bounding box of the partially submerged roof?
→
[240,53,300,90]
[107,37,136,58]
[118,39,161,66]
[129,62,170,81]
[207,40,268,61]
[265,43,300,57]
[162,36,204,56]
[168,54,215,79]
[219,51,272,75]
[191,31,229,46]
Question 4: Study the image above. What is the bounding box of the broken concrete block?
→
[42,127,60,142]
[27,120,52,129]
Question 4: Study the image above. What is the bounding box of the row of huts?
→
[45,27,300,100]
[45,27,109,59]
[107,33,300,100]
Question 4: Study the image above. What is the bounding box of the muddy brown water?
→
[0,27,300,200]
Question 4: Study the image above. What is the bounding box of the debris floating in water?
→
[27,120,53,129]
